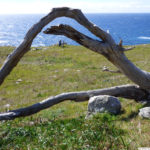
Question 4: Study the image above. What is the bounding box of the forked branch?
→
[1,7,150,90]
[0,7,150,121]
[44,24,150,90]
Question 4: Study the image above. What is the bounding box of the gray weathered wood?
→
[1,7,150,89]
[0,7,113,85]
[0,7,150,120]
[0,85,149,121]
[44,24,150,90]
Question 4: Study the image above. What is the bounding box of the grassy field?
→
[0,45,150,149]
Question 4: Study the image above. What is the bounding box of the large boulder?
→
[86,95,121,118]
[139,107,150,119]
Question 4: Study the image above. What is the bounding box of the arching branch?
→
[44,24,150,90]
[0,7,114,86]
[1,7,150,90]
[0,7,150,121]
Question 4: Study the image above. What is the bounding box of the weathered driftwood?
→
[0,7,150,120]
[0,85,149,121]
[44,24,150,90]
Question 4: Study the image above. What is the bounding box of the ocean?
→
[0,13,150,47]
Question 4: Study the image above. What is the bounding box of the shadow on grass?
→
[0,114,129,150]
[121,101,150,121]
[121,111,139,121]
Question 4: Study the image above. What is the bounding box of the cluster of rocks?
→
[86,95,150,119]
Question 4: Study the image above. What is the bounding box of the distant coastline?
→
[0,13,150,47]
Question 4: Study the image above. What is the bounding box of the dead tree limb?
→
[43,24,150,90]
[123,46,135,51]
[0,7,150,89]
[0,7,114,85]
[43,24,109,54]
[1,7,149,89]
[0,7,150,120]
[0,85,149,121]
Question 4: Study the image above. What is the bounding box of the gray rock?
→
[86,95,121,118]
[139,107,150,119]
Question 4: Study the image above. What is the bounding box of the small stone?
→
[139,107,150,119]
[43,48,48,50]
[29,121,34,126]
[16,79,22,82]
[16,79,22,84]
[86,95,121,118]
[53,75,57,78]
[64,68,69,72]
[4,104,10,108]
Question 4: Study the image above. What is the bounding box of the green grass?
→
[0,114,127,150]
[0,45,150,149]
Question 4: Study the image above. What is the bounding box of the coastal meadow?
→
[0,45,150,149]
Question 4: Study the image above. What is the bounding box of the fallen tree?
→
[0,7,150,121]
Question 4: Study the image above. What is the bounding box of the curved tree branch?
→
[44,24,150,90]
[0,7,150,121]
[0,7,150,90]
[0,7,114,86]
[0,84,149,121]
[43,24,109,55]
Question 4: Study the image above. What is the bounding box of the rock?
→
[43,47,48,51]
[16,78,22,84]
[139,107,150,119]
[4,104,10,108]
[31,47,42,51]
[86,95,121,118]
[17,79,22,82]
[64,68,69,72]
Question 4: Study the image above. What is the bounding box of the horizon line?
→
[1,12,150,15]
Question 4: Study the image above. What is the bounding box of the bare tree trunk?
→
[0,7,150,121]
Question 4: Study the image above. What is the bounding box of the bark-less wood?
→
[0,7,150,120]
[43,24,150,90]
[0,85,149,121]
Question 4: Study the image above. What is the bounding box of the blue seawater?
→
[0,13,150,46]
